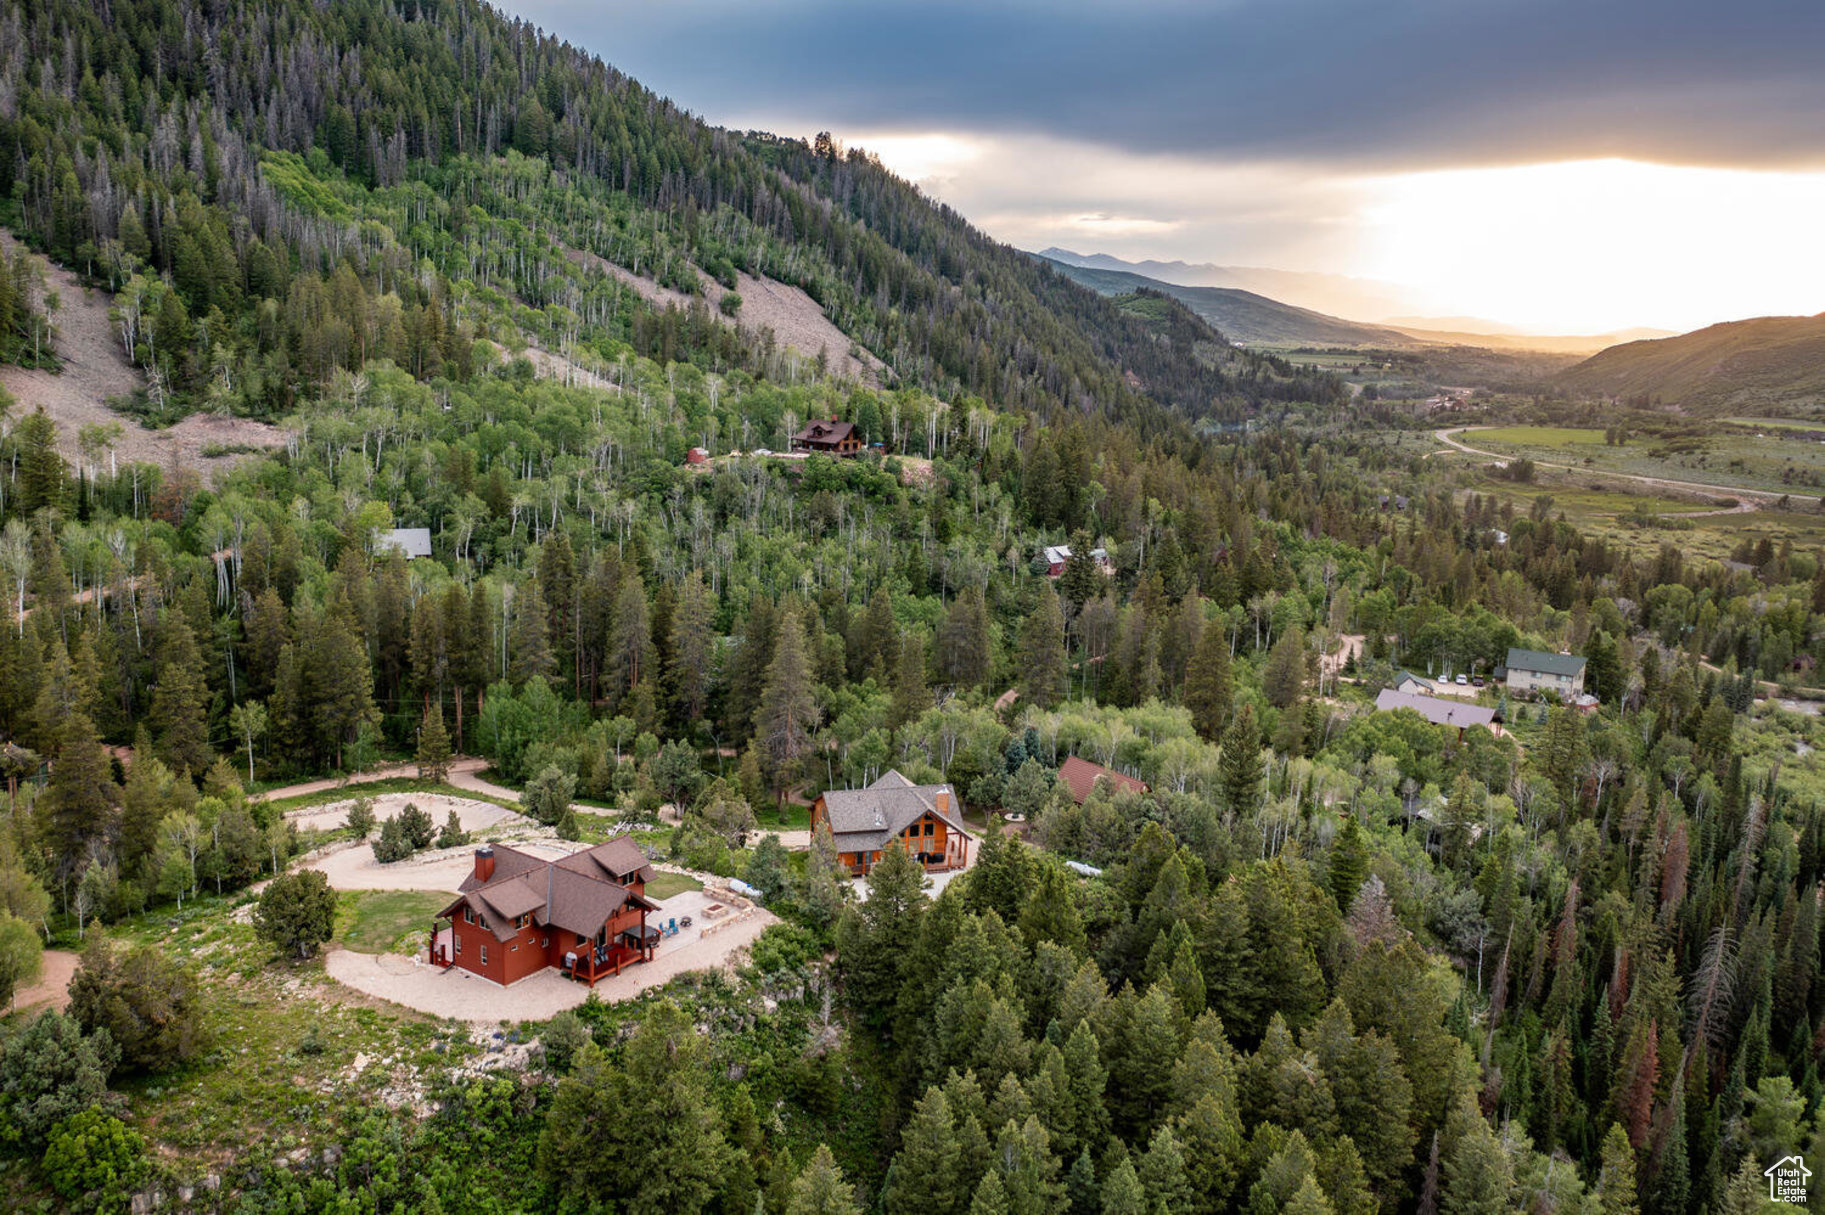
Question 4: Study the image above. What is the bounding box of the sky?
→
[512,0,1825,334]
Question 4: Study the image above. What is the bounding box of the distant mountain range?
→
[1036,247,1423,322]
[1036,254,1662,355]
[1036,259,1415,347]
[1559,314,1825,412]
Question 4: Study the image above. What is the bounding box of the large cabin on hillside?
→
[810,770,972,875]
[791,418,862,456]
[432,837,662,986]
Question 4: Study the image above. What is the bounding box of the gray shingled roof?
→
[1505,648,1587,677]
[820,770,966,853]
[1375,688,1497,729]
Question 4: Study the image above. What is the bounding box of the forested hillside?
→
[0,2,1822,1215]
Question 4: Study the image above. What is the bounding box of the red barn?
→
[431,837,662,986]
[686,447,708,464]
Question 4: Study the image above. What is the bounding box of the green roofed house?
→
[1504,648,1587,698]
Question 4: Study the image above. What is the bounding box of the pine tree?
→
[151,616,213,781]
[609,576,653,702]
[851,585,899,683]
[1099,1156,1145,1215]
[754,608,819,799]
[1138,1125,1193,1215]
[416,705,453,781]
[969,1171,1011,1215]
[667,570,713,725]
[1329,816,1369,911]
[1218,705,1262,817]
[836,842,926,1031]
[1440,1094,1511,1215]
[40,712,117,879]
[785,1144,862,1215]
[1018,583,1067,709]
[507,577,554,686]
[1598,1123,1639,1215]
[1263,626,1307,709]
[885,1088,962,1215]
[939,585,992,690]
[1183,622,1233,743]
[888,630,932,733]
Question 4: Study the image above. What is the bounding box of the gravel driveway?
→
[324,899,779,1024]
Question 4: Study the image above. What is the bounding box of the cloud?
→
[518,0,1825,172]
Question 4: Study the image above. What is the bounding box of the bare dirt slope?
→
[0,230,285,475]
[565,246,885,384]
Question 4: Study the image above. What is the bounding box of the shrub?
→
[399,803,437,851]
[254,869,337,960]
[436,809,469,850]
[0,1012,121,1152]
[540,1011,590,1073]
[345,796,377,840]
[66,939,202,1074]
[371,816,411,863]
[524,765,578,827]
[41,1109,146,1212]
[0,911,43,1010]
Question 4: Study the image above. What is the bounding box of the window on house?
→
[464,907,475,924]
[510,943,518,953]
[541,937,549,948]
[480,945,489,966]
[454,935,463,954]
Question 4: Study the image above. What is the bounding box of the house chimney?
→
[474,846,494,883]
[936,789,950,815]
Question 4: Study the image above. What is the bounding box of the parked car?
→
[1455,674,1469,685]
[1472,677,1486,687]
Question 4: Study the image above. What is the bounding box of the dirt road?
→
[1434,427,1811,509]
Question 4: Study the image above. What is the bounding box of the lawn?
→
[757,802,811,831]
[1469,425,1825,498]
[645,871,705,900]
[1473,425,1608,449]
[339,890,452,954]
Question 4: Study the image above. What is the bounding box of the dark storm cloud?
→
[514,0,1825,169]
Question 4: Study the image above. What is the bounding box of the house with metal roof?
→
[1374,688,1499,737]
[1504,648,1587,698]
[373,527,433,559]
[810,770,972,876]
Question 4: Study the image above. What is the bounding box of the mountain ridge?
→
[1558,312,1825,412]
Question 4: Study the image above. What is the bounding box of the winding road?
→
[1434,427,1812,511]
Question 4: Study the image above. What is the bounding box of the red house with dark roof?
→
[1057,755,1150,803]
[431,837,662,986]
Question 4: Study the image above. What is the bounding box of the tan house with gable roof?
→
[810,770,973,876]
